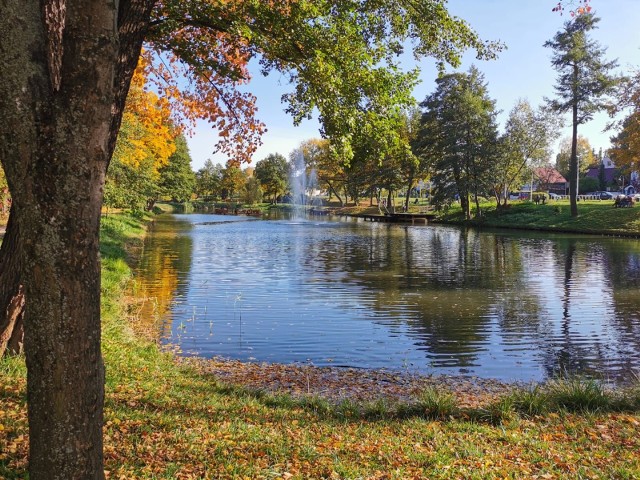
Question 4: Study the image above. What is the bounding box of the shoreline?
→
[183,355,526,409]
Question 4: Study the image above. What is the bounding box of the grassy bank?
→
[435,200,640,236]
[339,199,640,236]
[2,212,640,479]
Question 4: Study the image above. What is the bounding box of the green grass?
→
[1,211,640,479]
[436,199,640,236]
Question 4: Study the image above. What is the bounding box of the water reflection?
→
[135,214,640,384]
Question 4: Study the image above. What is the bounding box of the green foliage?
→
[220,164,247,200]
[241,176,263,205]
[105,156,159,212]
[195,160,224,199]
[555,135,595,179]
[148,0,500,167]
[254,153,289,203]
[545,14,620,125]
[158,134,196,203]
[417,66,499,219]
[579,176,599,194]
[493,100,562,207]
[598,161,607,190]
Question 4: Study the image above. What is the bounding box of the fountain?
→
[289,150,320,218]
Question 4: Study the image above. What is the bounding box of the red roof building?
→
[534,166,568,194]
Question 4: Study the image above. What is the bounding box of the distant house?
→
[534,166,568,195]
[585,155,638,191]
[585,156,618,187]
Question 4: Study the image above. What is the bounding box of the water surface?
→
[135,213,640,384]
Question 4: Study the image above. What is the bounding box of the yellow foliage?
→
[610,111,640,173]
[114,57,176,173]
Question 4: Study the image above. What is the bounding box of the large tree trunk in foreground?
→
[1,0,155,476]
[1,1,116,478]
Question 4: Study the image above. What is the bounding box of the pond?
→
[135,212,640,385]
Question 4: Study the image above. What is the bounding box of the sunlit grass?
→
[436,199,640,236]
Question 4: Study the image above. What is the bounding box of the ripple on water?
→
[136,214,640,385]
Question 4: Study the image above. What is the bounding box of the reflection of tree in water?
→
[542,240,599,378]
[595,239,640,382]
[529,238,640,383]
[135,216,193,339]
[299,224,541,368]
[297,223,640,381]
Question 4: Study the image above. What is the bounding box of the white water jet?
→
[289,151,320,218]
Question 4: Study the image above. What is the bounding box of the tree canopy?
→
[254,153,290,203]
[417,66,499,219]
[141,0,500,164]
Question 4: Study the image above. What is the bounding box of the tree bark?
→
[404,174,414,211]
[0,2,116,477]
[0,207,24,357]
[0,1,154,478]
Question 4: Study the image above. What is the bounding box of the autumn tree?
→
[609,70,640,175]
[418,66,499,219]
[552,0,593,16]
[554,135,595,179]
[104,61,177,211]
[0,1,495,477]
[610,113,640,176]
[294,138,349,206]
[545,13,620,216]
[220,163,247,201]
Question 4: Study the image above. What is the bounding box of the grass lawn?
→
[433,199,640,236]
[1,212,640,479]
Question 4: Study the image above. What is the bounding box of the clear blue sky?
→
[187,0,640,170]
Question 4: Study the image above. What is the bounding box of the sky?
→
[186,0,640,171]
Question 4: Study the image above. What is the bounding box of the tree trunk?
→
[0,2,117,477]
[404,175,414,211]
[0,1,157,478]
[569,65,579,217]
[0,207,24,357]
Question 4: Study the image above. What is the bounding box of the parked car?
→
[548,192,561,200]
[591,191,613,200]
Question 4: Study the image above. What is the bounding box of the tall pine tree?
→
[545,13,620,216]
